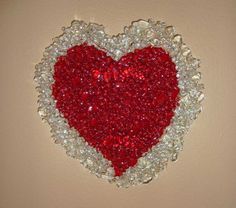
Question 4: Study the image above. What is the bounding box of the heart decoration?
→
[35,19,204,187]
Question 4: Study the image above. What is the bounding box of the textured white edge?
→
[34,19,204,187]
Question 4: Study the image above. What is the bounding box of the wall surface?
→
[0,0,236,207]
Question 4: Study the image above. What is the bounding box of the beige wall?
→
[0,0,236,207]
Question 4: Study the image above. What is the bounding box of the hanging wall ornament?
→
[34,19,204,187]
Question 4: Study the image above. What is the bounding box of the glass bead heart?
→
[35,20,204,187]
[52,43,179,176]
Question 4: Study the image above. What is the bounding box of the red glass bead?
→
[52,43,179,176]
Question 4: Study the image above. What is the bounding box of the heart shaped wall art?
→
[34,19,204,187]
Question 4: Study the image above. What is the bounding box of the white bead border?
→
[34,19,204,187]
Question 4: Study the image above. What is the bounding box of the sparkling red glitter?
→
[52,43,179,176]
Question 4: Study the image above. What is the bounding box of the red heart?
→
[52,43,179,176]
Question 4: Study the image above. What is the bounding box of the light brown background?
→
[0,0,236,207]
